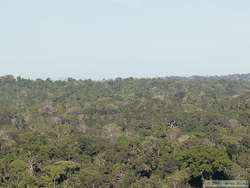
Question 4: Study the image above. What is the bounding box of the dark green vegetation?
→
[0,74,250,188]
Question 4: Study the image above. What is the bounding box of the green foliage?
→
[45,161,80,177]
[78,167,108,188]
[10,160,27,174]
[0,75,250,187]
[178,146,232,178]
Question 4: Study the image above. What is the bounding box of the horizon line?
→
[0,73,250,82]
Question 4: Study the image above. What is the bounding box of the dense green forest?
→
[0,74,250,188]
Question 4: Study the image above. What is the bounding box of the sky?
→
[0,0,250,80]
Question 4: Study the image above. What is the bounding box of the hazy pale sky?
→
[0,0,250,79]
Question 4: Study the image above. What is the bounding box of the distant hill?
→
[218,73,250,81]
[163,73,250,81]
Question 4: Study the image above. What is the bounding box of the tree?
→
[177,146,232,179]
[44,161,80,185]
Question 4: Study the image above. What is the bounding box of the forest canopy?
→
[0,74,250,187]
